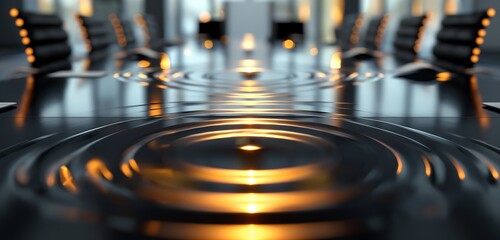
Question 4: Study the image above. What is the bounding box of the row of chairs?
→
[9,8,178,74]
[339,9,496,78]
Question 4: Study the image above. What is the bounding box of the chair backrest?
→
[10,9,72,74]
[109,13,137,50]
[432,9,496,71]
[135,14,162,49]
[338,14,363,50]
[76,15,112,57]
[393,15,428,61]
[363,15,388,50]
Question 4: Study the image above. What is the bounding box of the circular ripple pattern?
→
[2,114,500,239]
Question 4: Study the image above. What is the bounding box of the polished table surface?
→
[1,43,500,240]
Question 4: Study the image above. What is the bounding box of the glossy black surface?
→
[1,42,500,240]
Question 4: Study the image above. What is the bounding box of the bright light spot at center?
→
[240,145,261,151]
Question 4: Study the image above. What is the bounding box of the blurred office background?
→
[1,0,499,59]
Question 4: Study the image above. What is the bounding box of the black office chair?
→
[10,9,72,74]
[135,14,184,51]
[76,15,112,59]
[342,15,388,60]
[337,14,364,51]
[433,10,494,72]
[393,15,428,62]
[394,9,496,80]
[109,13,138,51]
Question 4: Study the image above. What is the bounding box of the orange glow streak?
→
[450,159,466,181]
[436,72,452,82]
[59,165,78,192]
[155,162,328,186]
[137,185,358,213]
[469,76,490,128]
[160,53,171,71]
[241,33,256,51]
[10,8,19,18]
[15,76,34,128]
[375,140,404,175]
[86,159,113,181]
[199,11,211,23]
[422,156,432,177]
[204,39,214,49]
[121,163,133,178]
[138,60,151,68]
[129,159,141,172]
[330,53,342,70]
[485,162,500,180]
[142,221,357,240]
[348,72,359,79]
[283,39,295,49]
[240,145,261,151]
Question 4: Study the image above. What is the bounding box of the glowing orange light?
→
[22,37,30,45]
[86,159,114,181]
[310,47,318,56]
[9,8,19,18]
[472,48,481,55]
[436,72,452,82]
[15,18,24,27]
[422,156,432,177]
[471,55,480,63]
[138,60,151,68]
[282,39,295,49]
[478,29,487,37]
[19,29,28,37]
[204,39,214,49]
[330,53,342,70]
[59,165,78,192]
[160,53,171,70]
[476,37,485,45]
[241,33,256,51]
[199,11,211,23]
[488,8,496,17]
[25,47,34,55]
[482,19,490,27]
[240,145,261,151]
[451,159,466,181]
[27,55,35,63]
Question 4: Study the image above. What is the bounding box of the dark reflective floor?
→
[1,42,500,240]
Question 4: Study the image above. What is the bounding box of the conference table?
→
[0,41,500,239]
